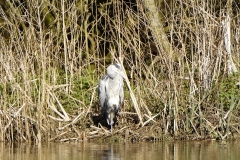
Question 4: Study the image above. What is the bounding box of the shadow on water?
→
[1,140,240,160]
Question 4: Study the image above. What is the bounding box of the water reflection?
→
[0,140,240,160]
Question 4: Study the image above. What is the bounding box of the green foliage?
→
[219,72,240,110]
[0,82,16,105]
[3,83,12,96]
[55,67,98,114]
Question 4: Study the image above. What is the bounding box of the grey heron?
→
[98,63,125,132]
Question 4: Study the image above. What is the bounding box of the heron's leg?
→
[110,124,112,133]
[116,107,120,115]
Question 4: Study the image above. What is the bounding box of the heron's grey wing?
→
[98,75,108,108]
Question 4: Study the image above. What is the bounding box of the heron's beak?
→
[120,71,127,80]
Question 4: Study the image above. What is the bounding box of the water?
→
[0,140,240,160]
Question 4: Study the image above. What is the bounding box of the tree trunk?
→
[140,0,173,59]
[223,0,237,74]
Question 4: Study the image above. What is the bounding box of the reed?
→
[0,0,239,142]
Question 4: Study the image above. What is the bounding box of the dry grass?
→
[0,0,239,142]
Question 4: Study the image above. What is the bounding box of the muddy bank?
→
[48,109,240,143]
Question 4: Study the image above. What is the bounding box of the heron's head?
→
[107,63,126,79]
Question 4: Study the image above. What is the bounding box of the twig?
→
[119,58,143,126]
[52,92,70,121]
[48,115,66,122]
[48,101,68,121]
[49,131,68,141]
[142,113,160,126]
[47,88,70,121]
[115,126,128,133]
[60,138,77,142]
[99,123,111,135]
[120,112,138,115]
[90,125,102,130]
[14,103,26,117]
[89,130,99,135]
[85,87,96,117]
[58,111,85,130]
[190,120,200,137]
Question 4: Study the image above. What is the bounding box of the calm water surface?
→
[0,140,240,160]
